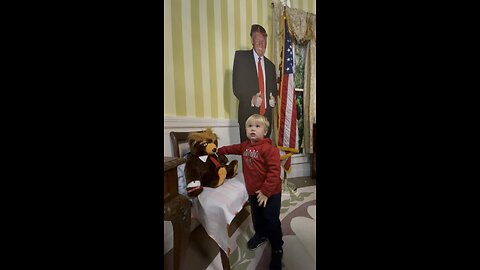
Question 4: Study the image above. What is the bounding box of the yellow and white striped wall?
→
[164,0,316,119]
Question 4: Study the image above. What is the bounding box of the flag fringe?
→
[277,146,299,153]
[280,153,293,160]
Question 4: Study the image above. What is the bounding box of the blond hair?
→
[245,114,270,131]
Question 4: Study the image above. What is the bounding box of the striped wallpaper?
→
[164,0,316,119]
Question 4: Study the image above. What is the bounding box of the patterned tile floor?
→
[164,176,316,270]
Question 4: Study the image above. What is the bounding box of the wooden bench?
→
[169,130,250,270]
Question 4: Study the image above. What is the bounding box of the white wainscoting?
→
[164,116,311,178]
[286,153,312,179]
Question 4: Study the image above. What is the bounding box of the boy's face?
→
[246,121,267,143]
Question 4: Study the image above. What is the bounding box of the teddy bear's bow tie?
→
[198,155,221,169]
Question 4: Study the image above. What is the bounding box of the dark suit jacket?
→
[233,49,277,141]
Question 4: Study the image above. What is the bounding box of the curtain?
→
[272,4,316,154]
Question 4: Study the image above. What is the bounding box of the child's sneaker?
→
[247,234,267,250]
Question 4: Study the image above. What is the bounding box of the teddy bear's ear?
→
[205,128,219,141]
[188,138,196,151]
[187,132,200,149]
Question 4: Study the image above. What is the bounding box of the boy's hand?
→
[255,190,268,207]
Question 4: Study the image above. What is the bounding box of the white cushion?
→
[177,163,187,197]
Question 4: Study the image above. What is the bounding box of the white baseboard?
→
[164,116,311,178]
[286,162,311,179]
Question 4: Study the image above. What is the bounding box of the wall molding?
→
[164,115,311,178]
[291,153,310,165]
[164,116,239,128]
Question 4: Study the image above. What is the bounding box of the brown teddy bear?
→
[184,128,238,197]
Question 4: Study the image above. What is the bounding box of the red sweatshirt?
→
[218,138,281,197]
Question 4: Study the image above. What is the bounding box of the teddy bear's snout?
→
[206,143,217,154]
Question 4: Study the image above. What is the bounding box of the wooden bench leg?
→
[220,248,230,270]
[165,195,191,270]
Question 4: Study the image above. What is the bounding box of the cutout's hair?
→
[250,24,267,38]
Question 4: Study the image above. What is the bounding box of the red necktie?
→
[258,57,265,115]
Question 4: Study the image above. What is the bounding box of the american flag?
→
[277,20,298,172]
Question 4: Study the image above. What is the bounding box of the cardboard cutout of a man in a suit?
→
[233,24,277,142]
